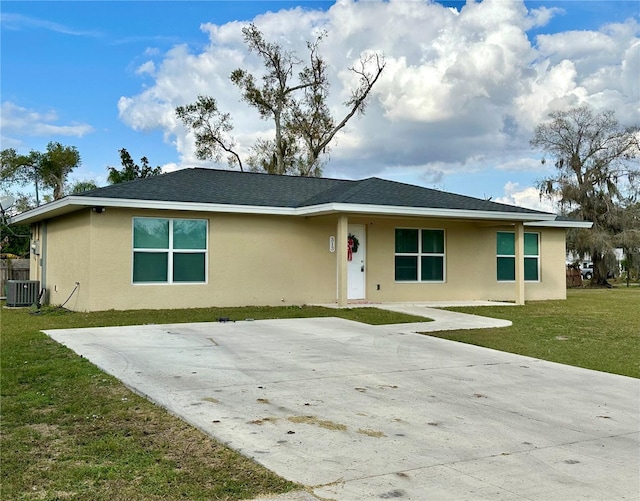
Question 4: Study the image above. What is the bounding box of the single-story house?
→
[12,168,591,312]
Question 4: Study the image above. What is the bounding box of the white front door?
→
[347,224,366,300]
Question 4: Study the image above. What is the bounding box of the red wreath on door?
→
[347,236,354,261]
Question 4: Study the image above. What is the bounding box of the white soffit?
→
[525,219,593,229]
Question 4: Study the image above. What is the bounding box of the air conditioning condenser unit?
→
[6,280,40,307]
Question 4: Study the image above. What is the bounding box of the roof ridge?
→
[296,177,358,206]
[331,177,380,203]
[189,166,357,184]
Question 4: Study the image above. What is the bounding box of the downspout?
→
[514,221,525,305]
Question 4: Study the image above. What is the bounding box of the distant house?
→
[13,168,591,312]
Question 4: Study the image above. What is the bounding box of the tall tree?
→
[1,142,80,203]
[40,142,82,200]
[0,193,34,257]
[531,105,640,285]
[177,24,385,177]
[1,148,43,204]
[68,180,98,194]
[107,148,163,184]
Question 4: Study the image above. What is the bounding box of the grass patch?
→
[427,288,640,378]
[328,306,432,325]
[0,304,422,500]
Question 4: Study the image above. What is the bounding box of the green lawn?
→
[0,305,424,501]
[429,287,640,378]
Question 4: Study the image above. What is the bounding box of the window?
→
[496,231,539,281]
[133,218,207,284]
[395,228,445,282]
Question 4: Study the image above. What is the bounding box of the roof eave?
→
[11,197,559,224]
[10,197,299,224]
[298,203,556,221]
[524,220,593,229]
[10,197,82,225]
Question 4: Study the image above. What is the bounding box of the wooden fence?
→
[1,259,30,298]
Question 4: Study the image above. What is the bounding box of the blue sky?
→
[2,0,639,211]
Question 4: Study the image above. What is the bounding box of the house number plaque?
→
[329,236,336,253]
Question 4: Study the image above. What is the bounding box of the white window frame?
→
[394,228,446,283]
[132,217,208,285]
[496,231,540,283]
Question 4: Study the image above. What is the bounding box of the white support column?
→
[514,221,525,305]
[336,215,348,307]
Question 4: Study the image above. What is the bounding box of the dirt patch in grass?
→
[25,423,60,436]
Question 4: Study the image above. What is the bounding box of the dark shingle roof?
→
[77,168,550,215]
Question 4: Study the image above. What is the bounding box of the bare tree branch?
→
[177,25,385,177]
[176,96,243,171]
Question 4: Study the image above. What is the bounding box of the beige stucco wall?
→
[39,208,338,311]
[33,209,567,311]
[33,211,93,310]
[348,216,567,303]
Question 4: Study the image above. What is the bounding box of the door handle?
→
[361,265,365,272]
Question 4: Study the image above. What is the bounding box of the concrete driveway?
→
[45,311,639,500]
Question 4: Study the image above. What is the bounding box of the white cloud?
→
[0,102,94,143]
[526,6,564,29]
[494,157,547,173]
[159,162,180,173]
[135,61,156,76]
[495,182,556,212]
[117,0,639,186]
[144,47,161,57]
[0,13,101,37]
[526,18,640,124]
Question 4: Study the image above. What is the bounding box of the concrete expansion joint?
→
[527,431,640,452]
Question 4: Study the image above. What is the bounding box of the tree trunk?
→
[591,252,611,287]
[274,106,285,175]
